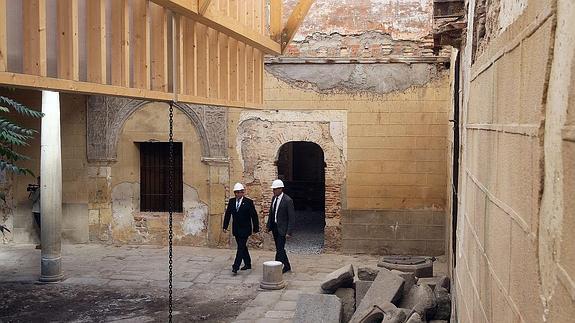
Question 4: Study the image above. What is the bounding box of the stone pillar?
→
[40,90,64,282]
[203,158,229,247]
[260,261,286,290]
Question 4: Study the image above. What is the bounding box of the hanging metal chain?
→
[168,102,174,322]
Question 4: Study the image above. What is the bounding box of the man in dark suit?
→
[266,179,294,273]
[223,183,259,275]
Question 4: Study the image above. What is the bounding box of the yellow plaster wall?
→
[262,69,451,211]
[112,102,208,195]
[109,102,212,245]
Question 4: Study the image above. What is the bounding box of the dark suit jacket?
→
[223,197,259,238]
[266,193,295,236]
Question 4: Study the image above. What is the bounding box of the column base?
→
[40,256,64,283]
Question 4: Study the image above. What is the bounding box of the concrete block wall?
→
[456,0,575,322]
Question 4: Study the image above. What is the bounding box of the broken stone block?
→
[391,270,416,295]
[321,264,354,293]
[349,268,405,323]
[399,283,437,320]
[405,312,425,323]
[293,294,342,323]
[358,267,379,281]
[382,304,407,323]
[377,256,433,278]
[432,286,451,320]
[355,302,405,323]
[417,277,439,290]
[355,280,372,308]
[437,276,451,290]
[335,288,355,323]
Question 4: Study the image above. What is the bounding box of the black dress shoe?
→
[232,268,238,275]
[240,265,251,270]
[282,267,291,274]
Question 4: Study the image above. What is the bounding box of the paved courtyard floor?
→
[0,244,391,322]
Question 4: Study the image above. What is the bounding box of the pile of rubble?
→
[293,262,451,323]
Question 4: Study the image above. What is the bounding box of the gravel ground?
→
[286,210,325,255]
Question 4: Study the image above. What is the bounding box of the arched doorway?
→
[277,141,325,253]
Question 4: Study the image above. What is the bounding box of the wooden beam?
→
[183,18,197,96]
[0,72,220,107]
[57,0,79,80]
[0,72,264,108]
[86,0,106,84]
[111,0,130,87]
[198,0,212,15]
[229,38,238,102]
[270,0,282,42]
[23,0,47,76]
[281,0,314,53]
[218,33,229,101]
[208,28,219,99]
[254,48,262,104]
[132,0,151,90]
[0,0,7,72]
[246,45,253,103]
[150,3,168,91]
[196,24,208,97]
[150,0,281,55]
[237,42,246,103]
[175,15,184,94]
[229,0,238,21]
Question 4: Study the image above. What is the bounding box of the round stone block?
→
[260,260,286,290]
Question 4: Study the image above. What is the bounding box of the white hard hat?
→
[271,179,284,189]
[233,183,245,191]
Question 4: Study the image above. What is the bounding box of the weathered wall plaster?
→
[96,102,222,246]
[279,30,438,58]
[283,0,433,41]
[265,63,442,95]
[111,182,208,244]
[236,110,347,251]
[499,0,527,32]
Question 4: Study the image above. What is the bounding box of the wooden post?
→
[23,0,47,76]
[86,0,106,84]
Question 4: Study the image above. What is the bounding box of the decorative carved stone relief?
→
[86,96,228,162]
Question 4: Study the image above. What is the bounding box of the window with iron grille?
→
[139,142,183,212]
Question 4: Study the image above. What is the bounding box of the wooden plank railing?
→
[0,0,277,108]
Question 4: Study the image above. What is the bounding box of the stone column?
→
[40,90,64,282]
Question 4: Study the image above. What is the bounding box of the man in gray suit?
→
[266,179,294,273]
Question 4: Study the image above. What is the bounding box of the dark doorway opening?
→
[277,141,325,254]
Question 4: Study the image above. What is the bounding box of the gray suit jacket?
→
[266,193,295,236]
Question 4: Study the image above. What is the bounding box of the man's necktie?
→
[236,199,240,211]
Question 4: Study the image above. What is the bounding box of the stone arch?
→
[87,96,227,162]
[236,110,347,251]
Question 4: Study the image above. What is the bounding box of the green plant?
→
[0,95,44,201]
